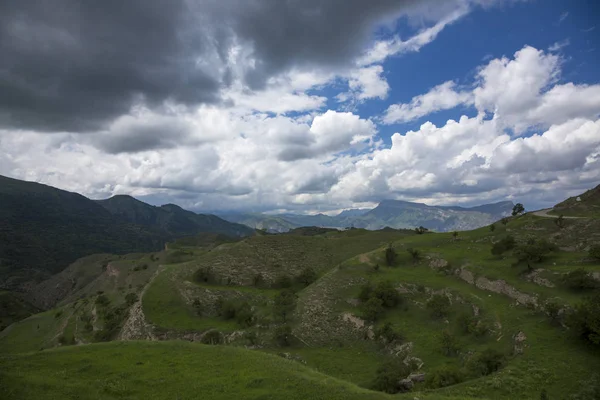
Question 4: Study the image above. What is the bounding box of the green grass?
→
[0,341,394,400]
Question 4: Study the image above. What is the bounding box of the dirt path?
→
[119,265,164,341]
[531,208,584,219]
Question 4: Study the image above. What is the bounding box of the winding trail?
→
[119,265,164,341]
[531,208,584,219]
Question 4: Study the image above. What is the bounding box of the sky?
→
[0,0,599,214]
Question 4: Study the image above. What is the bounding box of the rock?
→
[472,304,480,316]
[394,341,413,356]
[403,356,424,370]
[513,331,527,355]
[429,258,449,270]
[457,268,475,284]
[398,378,414,390]
[409,373,426,383]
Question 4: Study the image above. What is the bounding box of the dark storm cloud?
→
[0,0,424,134]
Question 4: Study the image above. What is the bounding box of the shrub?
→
[415,226,429,234]
[95,294,110,307]
[489,224,496,232]
[569,292,600,345]
[358,282,374,303]
[425,366,465,388]
[385,244,397,266]
[374,322,403,344]
[273,289,297,322]
[244,331,258,346]
[514,239,558,265]
[562,268,598,291]
[295,267,317,287]
[544,300,561,324]
[467,348,505,376]
[427,294,451,318]
[362,297,384,321]
[373,281,402,308]
[193,267,216,284]
[252,273,265,287]
[439,330,460,356]
[125,292,138,306]
[491,235,516,256]
[274,325,293,346]
[274,275,293,289]
[407,248,421,262]
[201,330,223,345]
[192,298,203,315]
[589,245,600,260]
[54,311,63,319]
[452,231,458,239]
[501,217,509,225]
[370,358,412,394]
[234,301,254,327]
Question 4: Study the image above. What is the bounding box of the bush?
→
[491,235,516,256]
[274,275,293,289]
[374,322,403,344]
[590,245,600,260]
[216,299,238,320]
[415,226,429,234]
[125,292,138,306]
[407,248,421,262]
[95,294,110,307]
[295,267,317,287]
[373,281,402,308]
[489,224,496,232]
[273,289,297,322]
[252,273,265,287]
[427,294,451,318]
[425,366,465,388]
[544,300,561,325]
[244,331,258,346]
[234,301,254,327]
[362,297,384,321]
[370,358,412,394]
[512,203,525,216]
[569,292,600,345]
[274,325,293,346]
[192,298,203,315]
[385,244,397,266]
[439,330,460,356]
[501,217,509,225]
[467,348,505,376]
[514,239,558,265]
[193,267,216,284]
[201,330,223,345]
[562,268,598,291]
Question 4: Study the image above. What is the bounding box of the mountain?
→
[219,200,515,233]
[96,196,253,237]
[0,175,253,289]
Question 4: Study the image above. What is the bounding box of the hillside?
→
[1,187,600,399]
[551,184,600,217]
[0,175,253,290]
[219,200,514,233]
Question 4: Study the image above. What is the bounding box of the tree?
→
[562,268,599,291]
[362,297,385,321]
[491,235,516,256]
[554,215,565,229]
[192,298,203,316]
[467,348,505,376]
[415,226,429,235]
[385,244,397,266]
[512,203,525,216]
[274,325,293,346]
[439,330,460,356]
[514,239,558,269]
[201,330,223,345]
[452,231,458,239]
[544,300,561,325]
[427,294,451,318]
[273,289,297,322]
[501,217,509,225]
[295,267,317,287]
[489,224,496,232]
[370,358,412,394]
[425,367,464,388]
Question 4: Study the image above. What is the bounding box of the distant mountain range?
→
[0,175,254,289]
[218,199,515,233]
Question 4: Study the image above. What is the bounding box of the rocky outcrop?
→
[456,268,537,307]
[526,269,555,288]
[513,331,527,354]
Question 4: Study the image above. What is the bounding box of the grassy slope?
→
[0,341,472,400]
[0,290,39,330]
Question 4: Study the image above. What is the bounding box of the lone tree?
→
[501,217,509,226]
[512,203,525,216]
[489,224,496,232]
[407,248,421,263]
[514,238,557,271]
[452,231,458,239]
[415,226,429,235]
[385,244,397,266]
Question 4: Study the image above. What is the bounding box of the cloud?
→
[383,81,473,124]
[0,0,444,133]
[549,39,570,52]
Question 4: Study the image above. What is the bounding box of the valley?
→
[1,184,599,399]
